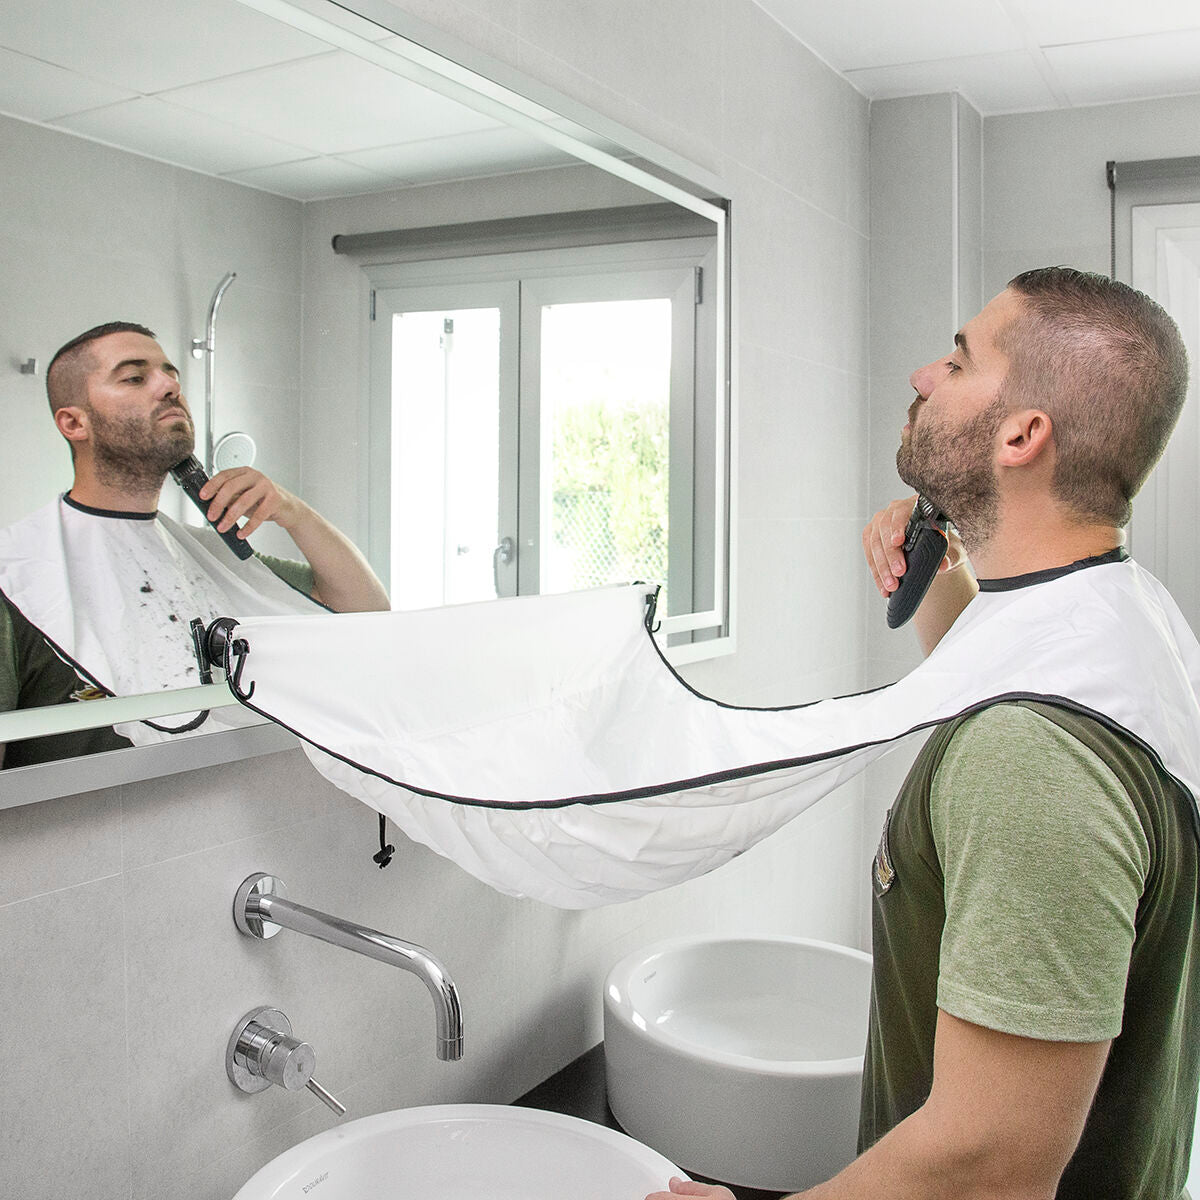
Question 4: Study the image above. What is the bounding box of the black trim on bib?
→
[62,494,158,521]
[977,547,1128,592]
[215,603,1200,846]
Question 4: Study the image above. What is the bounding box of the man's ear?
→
[997,408,1052,468]
[54,406,90,446]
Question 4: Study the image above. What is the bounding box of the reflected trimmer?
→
[170,455,254,561]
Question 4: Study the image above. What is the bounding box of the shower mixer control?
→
[226,1006,346,1115]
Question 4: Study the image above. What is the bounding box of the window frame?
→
[365,234,727,654]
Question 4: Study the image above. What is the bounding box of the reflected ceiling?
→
[0,0,581,199]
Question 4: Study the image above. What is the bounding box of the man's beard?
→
[87,403,195,493]
[896,397,1006,551]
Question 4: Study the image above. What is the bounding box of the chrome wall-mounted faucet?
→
[233,873,464,1061]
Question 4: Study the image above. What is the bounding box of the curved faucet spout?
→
[234,874,463,1061]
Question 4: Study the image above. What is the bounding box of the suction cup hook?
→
[203,617,239,669]
[203,616,254,698]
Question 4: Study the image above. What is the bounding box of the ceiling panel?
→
[224,154,398,200]
[341,127,576,186]
[845,51,1059,115]
[753,0,1024,71]
[0,0,331,95]
[162,50,502,156]
[1044,29,1200,107]
[1004,0,1200,48]
[0,49,134,122]
[53,97,312,176]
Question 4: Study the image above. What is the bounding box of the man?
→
[0,321,388,767]
[649,268,1200,1199]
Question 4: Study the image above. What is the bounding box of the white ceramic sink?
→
[232,1103,685,1200]
[604,935,873,1192]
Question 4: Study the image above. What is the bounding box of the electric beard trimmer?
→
[886,495,949,628]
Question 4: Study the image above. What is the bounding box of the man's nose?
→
[154,369,180,397]
[908,359,940,397]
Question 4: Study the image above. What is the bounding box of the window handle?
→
[493,536,515,595]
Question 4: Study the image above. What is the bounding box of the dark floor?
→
[515,1044,787,1200]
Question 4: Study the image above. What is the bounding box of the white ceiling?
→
[5,1,1199,203]
[754,0,1200,115]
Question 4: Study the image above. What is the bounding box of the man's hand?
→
[646,1179,732,1200]
[198,467,389,613]
[862,495,975,655]
[861,495,969,599]
[198,467,300,540]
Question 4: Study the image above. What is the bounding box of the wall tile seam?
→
[298,287,311,495]
[214,383,304,395]
[0,869,125,912]
[117,806,361,876]
[726,158,872,238]
[861,93,877,677]
[745,0,865,113]
[738,513,870,526]
[196,279,299,297]
[505,38,724,177]
[737,337,870,376]
[865,651,922,672]
[119,838,137,1193]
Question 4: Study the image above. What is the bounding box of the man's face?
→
[79,331,195,474]
[896,289,1021,541]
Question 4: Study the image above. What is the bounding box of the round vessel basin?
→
[604,935,872,1192]
[232,1103,685,1200]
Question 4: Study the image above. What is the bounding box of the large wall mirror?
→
[0,0,732,802]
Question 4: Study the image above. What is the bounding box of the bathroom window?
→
[367,239,713,641]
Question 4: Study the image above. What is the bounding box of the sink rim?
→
[233,1102,685,1198]
[605,934,872,1076]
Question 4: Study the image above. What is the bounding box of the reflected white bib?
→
[214,557,1200,908]
[0,498,321,738]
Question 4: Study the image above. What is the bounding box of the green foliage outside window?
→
[551,398,669,590]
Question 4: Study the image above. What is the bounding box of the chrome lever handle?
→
[226,1006,346,1115]
[306,1077,347,1115]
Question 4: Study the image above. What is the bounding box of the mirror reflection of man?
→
[0,321,388,768]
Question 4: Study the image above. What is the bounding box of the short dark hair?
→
[1000,267,1188,527]
[46,321,158,415]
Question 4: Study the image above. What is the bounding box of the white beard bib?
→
[210,554,1200,907]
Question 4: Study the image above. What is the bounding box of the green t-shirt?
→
[862,701,1200,1198]
[931,704,1149,1041]
[0,591,131,766]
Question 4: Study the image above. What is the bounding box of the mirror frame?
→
[0,0,735,802]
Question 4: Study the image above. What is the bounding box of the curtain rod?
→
[1105,156,1200,279]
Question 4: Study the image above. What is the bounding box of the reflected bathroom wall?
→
[0,114,305,555]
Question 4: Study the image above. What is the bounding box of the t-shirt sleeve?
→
[0,601,18,713]
[254,552,316,598]
[930,704,1149,1042]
